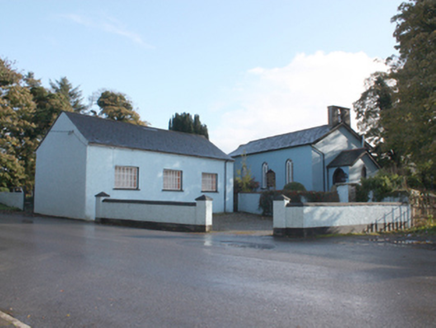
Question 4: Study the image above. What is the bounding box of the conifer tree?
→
[168,112,209,139]
[50,76,86,113]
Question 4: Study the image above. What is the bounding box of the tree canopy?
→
[96,90,147,126]
[26,73,74,137]
[0,59,37,191]
[0,58,148,192]
[168,112,209,139]
[354,0,436,189]
[50,76,86,113]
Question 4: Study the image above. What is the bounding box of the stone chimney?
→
[328,105,350,127]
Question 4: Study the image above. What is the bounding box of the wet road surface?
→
[0,213,435,327]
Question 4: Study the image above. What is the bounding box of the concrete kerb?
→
[0,311,31,328]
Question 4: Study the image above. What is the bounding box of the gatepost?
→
[273,195,290,233]
[95,192,110,221]
[195,195,213,232]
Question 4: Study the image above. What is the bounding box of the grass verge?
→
[0,204,21,211]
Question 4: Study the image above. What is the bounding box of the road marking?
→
[0,311,31,328]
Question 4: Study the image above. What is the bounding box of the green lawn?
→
[0,203,20,211]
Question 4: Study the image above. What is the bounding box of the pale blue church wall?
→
[315,127,364,190]
[348,157,379,183]
[311,147,325,191]
[315,126,363,167]
[233,145,314,191]
[233,126,373,193]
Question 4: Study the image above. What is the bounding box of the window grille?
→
[202,173,217,192]
[163,169,182,190]
[115,166,138,189]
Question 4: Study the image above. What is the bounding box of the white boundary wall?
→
[238,192,263,215]
[0,191,24,210]
[95,194,213,232]
[273,196,411,237]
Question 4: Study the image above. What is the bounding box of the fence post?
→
[195,195,213,232]
[95,192,110,221]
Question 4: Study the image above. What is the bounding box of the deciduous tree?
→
[354,0,436,188]
[96,90,147,126]
[0,59,37,191]
[386,0,436,187]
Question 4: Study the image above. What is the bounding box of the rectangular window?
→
[163,169,182,191]
[114,166,138,189]
[202,173,217,192]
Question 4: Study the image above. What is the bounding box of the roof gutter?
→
[224,160,228,213]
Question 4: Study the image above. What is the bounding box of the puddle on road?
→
[220,241,275,250]
[368,238,435,249]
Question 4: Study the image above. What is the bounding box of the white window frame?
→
[202,173,217,192]
[261,162,268,189]
[114,166,138,189]
[163,169,182,191]
[286,159,293,184]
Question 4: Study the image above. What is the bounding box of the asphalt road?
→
[0,213,435,328]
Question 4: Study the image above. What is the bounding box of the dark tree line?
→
[168,112,209,139]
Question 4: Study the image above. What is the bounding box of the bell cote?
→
[328,105,350,127]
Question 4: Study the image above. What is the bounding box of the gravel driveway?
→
[212,212,272,234]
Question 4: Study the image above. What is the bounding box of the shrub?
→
[258,189,339,216]
[356,171,406,202]
[283,182,306,191]
[234,177,259,194]
[258,191,278,216]
[234,154,259,193]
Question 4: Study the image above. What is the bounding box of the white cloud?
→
[62,14,155,49]
[210,51,387,153]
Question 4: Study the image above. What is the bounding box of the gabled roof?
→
[229,125,332,157]
[63,112,233,161]
[327,148,379,168]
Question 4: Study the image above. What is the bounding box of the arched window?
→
[333,168,347,185]
[261,162,268,189]
[361,166,367,179]
[286,159,293,184]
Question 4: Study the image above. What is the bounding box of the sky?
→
[1,0,402,153]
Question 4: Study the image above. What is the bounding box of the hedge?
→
[258,190,339,216]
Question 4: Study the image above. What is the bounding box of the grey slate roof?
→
[327,148,368,167]
[63,112,233,161]
[229,125,332,157]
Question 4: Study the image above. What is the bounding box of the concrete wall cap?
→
[196,195,213,201]
[273,194,290,201]
[95,192,110,198]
